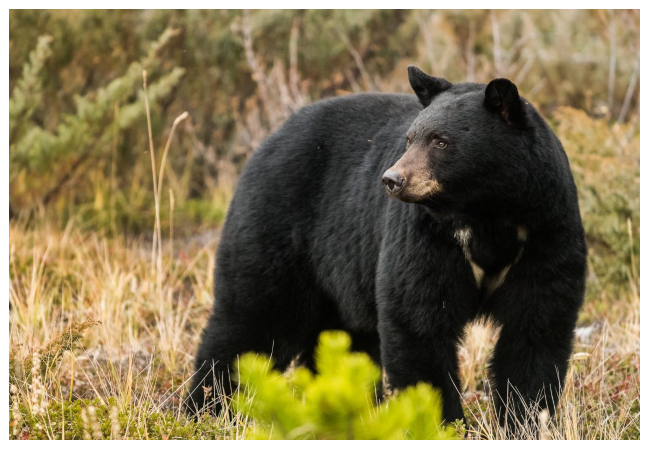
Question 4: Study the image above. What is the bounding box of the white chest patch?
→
[454,226,526,296]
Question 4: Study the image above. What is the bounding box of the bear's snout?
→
[382,170,405,194]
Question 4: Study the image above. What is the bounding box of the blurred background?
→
[9,9,639,313]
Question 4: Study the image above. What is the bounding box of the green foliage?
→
[177,197,229,229]
[9,27,185,230]
[9,35,52,138]
[552,107,639,307]
[233,331,459,440]
[9,397,237,440]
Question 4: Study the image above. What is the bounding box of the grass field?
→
[8,208,640,439]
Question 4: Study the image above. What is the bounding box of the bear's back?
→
[227,92,421,228]
[215,93,423,327]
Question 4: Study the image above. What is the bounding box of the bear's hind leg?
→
[185,307,306,417]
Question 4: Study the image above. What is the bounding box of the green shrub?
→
[9,27,185,228]
[9,397,238,440]
[552,107,639,308]
[232,331,459,440]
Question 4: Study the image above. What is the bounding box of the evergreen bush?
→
[233,331,459,440]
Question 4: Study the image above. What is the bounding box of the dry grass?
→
[8,218,228,437]
[458,302,640,439]
[8,217,640,439]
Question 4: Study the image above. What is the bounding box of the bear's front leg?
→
[378,316,467,424]
[375,224,477,425]
[487,241,586,436]
[489,312,578,436]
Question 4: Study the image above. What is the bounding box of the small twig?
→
[41,150,92,206]
[288,16,305,107]
[490,10,502,77]
[334,26,375,91]
[142,70,160,274]
[528,77,547,98]
[110,103,119,237]
[513,56,535,86]
[169,189,174,263]
[417,12,436,75]
[343,68,362,93]
[273,62,294,118]
[156,111,189,273]
[617,53,639,124]
[607,10,617,113]
[156,111,189,211]
[466,18,476,82]
[241,10,274,124]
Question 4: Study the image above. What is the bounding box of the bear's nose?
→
[382,170,405,194]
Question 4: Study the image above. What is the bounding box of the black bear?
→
[186,66,587,430]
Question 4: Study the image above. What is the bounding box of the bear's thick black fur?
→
[186,66,587,429]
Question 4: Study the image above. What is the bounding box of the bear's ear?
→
[484,78,525,127]
[407,65,452,108]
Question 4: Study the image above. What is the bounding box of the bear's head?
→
[383,65,544,217]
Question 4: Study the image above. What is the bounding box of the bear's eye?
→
[406,137,411,148]
[435,140,448,149]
